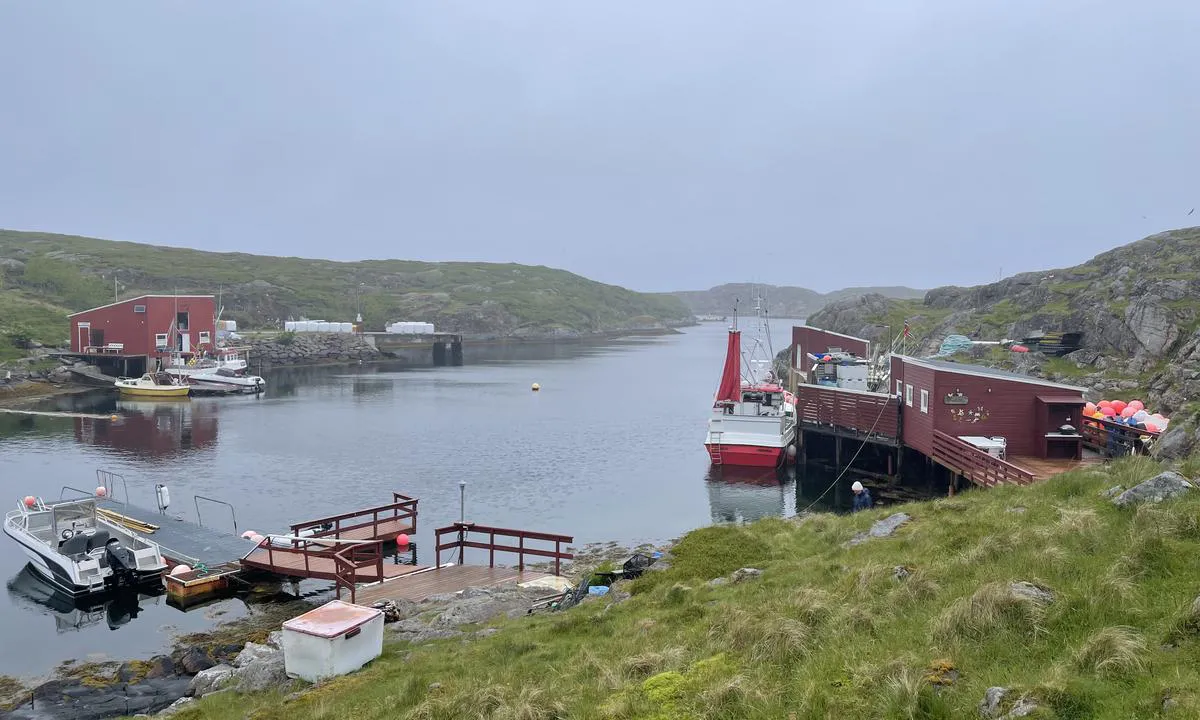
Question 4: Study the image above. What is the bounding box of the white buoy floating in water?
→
[531,382,540,392]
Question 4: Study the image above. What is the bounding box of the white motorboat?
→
[3,497,167,596]
[164,346,266,394]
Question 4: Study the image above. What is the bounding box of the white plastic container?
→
[282,600,384,682]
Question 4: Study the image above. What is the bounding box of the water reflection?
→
[704,466,796,524]
[74,399,219,460]
[7,565,164,633]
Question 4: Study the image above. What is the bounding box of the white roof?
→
[69,295,214,317]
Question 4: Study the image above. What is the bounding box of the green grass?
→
[0,230,693,335]
[172,457,1200,720]
[864,299,953,349]
[0,289,72,362]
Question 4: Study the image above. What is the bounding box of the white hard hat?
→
[851,481,864,492]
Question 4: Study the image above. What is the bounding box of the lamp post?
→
[459,481,466,523]
[355,283,365,325]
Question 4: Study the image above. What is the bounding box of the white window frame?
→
[896,379,903,396]
[920,389,929,414]
[155,333,169,348]
[133,304,146,313]
[198,331,211,344]
[905,383,913,407]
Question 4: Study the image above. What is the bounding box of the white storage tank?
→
[340,322,353,333]
[282,600,384,682]
[424,322,436,334]
[284,321,295,332]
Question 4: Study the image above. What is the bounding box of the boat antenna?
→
[731,297,739,331]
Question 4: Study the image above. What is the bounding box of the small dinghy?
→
[3,497,168,596]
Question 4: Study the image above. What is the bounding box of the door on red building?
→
[77,323,90,351]
[89,328,105,348]
[176,332,190,353]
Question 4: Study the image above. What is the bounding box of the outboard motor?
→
[103,538,138,589]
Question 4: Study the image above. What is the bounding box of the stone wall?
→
[248,333,382,367]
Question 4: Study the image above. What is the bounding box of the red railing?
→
[290,492,418,540]
[435,523,574,576]
[242,535,387,603]
[795,384,900,440]
[931,430,1035,487]
[1080,419,1157,457]
[332,541,386,604]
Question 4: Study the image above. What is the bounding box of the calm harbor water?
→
[0,320,854,677]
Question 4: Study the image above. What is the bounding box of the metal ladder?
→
[711,432,724,465]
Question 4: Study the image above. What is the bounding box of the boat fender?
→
[155,484,170,511]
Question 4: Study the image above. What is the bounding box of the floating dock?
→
[83,472,571,607]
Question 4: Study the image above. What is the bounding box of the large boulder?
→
[233,641,278,669]
[1112,471,1194,507]
[187,664,234,698]
[1156,424,1199,460]
[1125,296,1180,356]
[235,655,288,693]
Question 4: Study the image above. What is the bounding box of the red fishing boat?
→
[704,301,797,467]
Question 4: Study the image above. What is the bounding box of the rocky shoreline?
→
[0,540,671,720]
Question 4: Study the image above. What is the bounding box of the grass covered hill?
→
[668,283,925,319]
[177,457,1200,719]
[805,227,1200,430]
[0,230,694,354]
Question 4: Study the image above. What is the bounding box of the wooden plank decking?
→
[1009,454,1103,481]
[313,517,413,543]
[353,565,552,604]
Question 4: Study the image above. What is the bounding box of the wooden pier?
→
[334,522,573,604]
[81,471,572,607]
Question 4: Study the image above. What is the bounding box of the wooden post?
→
[835,435,842,471]
[519,534,525,571]
[489,530,495,568]
[376,544,383,582]
[554,540,561,576]
[458,525,465,565]
[436,531,441,569]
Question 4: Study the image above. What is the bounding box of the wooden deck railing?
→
[332,541,386,604]
[795,384,900,440]
[242,535,388,603]
[931,430,1036,487]
[435,523,574,576]
[1080,419,1157,457]
[290,491,418,540]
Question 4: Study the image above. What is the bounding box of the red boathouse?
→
[889,355,1087,480]
[789,324,1101,491]
[68,295,216,376]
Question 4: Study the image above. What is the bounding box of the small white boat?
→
[3,497,167,596]
[164,346,266,394]
[115,372,191,398]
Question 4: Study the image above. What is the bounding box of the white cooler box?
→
[282,600,384,682]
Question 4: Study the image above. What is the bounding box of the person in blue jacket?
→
[851,481,873,512]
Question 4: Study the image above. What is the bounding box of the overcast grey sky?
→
[1,1,1197,292]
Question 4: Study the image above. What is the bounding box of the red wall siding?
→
[70,297,215,357]
[930,371,1082,457]
[791,326,870,369]
[898,362,936,455]
[890,355,905,397]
